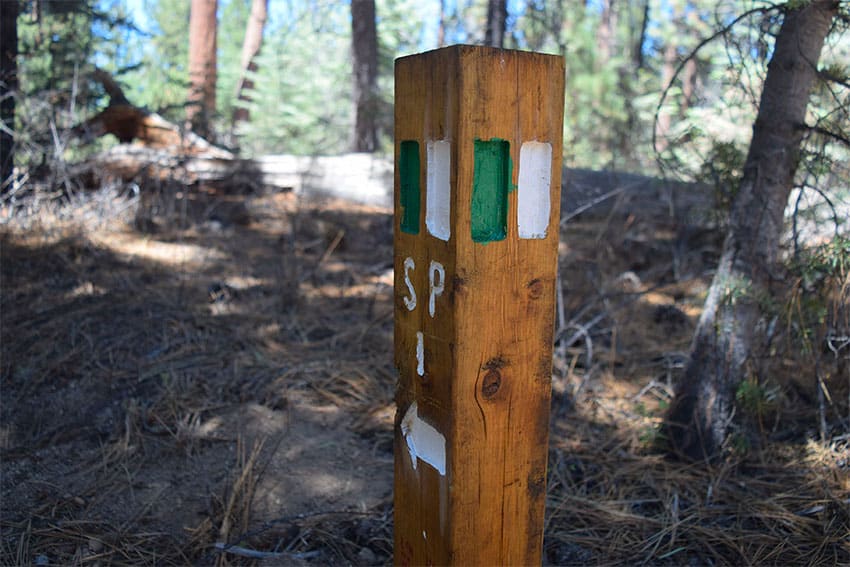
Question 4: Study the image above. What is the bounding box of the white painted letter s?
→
[403,257,417,311]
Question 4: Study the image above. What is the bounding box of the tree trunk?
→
[232,0,267,126]
[633,0,649,70]
[484,0,507,48]
[596,0,616,65]
[681,57,697,113]
[351,0,379,153]
[187,0,218,139]
[664,0,839,461]
[1,0,18,191]
[655,39,677,153]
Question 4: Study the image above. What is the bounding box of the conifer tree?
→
[187,0,218,138]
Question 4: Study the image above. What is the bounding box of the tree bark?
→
[187,0,218,139]
[596,0,616,64]
[655,38,677,153]
[633,0,649,70]
[1,0,18,191]
[485,0,507,48]
[232,0,267,126]
[351,0,379,153]
[664,0,839,461]
[681,57,697,113]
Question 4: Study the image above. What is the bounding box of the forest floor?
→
[1,176,848,566]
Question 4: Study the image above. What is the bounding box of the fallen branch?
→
[560,187,626,226]
[213,542,320,560]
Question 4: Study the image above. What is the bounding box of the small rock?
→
[614,270,642,292]
[88,537,104,553]
[357,547,377,565]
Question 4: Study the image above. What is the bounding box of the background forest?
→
[4,0,847,174]
[1,0,849,565]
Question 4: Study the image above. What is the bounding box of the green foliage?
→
[718,273,751,307]
[234,2,353,156]
[375,0,426,150]
[735,378,779,418]
[10,0,849,184]
[557,3,656,170]
[15,0,134,169]
[787,235,850,355]
[729,431,751,455]
[124,0,190,122]
[798,236,849,287]
[234,0,427,156]
[638,424,661,446]
[217,0,252,129]
[697,140,745,218]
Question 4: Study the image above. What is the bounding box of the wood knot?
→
[526,278,543,299]
[452,274,466,294]
[481,369,501,398]
[481,356,508,399]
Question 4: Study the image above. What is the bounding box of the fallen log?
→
[71,145,393,205]
[68,69,393,204]
[72,68,232,159]
[73,105,233,159]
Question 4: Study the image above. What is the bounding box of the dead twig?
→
[212,542,320,560]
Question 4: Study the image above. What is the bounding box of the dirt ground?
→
[1,178,848,566]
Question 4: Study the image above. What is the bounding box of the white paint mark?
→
[416,331,425,376]
[400,401,446,475]
[426,140,451,241]
[428,260,445,318]
[422,530,427,541]
[518,141,552,239]
[403,256,417,311]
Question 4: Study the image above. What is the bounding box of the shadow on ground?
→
[1,181,847,565]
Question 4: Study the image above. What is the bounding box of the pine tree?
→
[351,0,379,152]
[664,0,840,461]
[1,0,18,190]
[187,0,218,138]
[232,0,268,126]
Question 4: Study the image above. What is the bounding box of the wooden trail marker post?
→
[393,46,565,565]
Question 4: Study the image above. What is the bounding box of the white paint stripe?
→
[518,141,552,239]
[416,331,425,376]
[403,257,417,311]
[400,401,446,475]
[428,260,445,318]
[426,140,451,241]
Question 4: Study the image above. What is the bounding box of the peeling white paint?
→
[518,141,552,239]
[416,331,425,376]
[426,140,451,241]
[428,260,445,318]
[400,401,446,475]
[403,257,417,311]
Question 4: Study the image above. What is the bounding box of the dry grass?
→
[1,179,847,565]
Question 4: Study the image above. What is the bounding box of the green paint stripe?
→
[471,138,510,243]
[399,140,421,234]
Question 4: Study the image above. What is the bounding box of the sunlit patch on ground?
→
[1,185,846,565]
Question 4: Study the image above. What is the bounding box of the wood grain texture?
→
[394,46,565,566]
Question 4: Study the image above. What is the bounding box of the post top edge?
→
[394,44,564,66]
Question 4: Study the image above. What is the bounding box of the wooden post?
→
[393,46,565,566]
